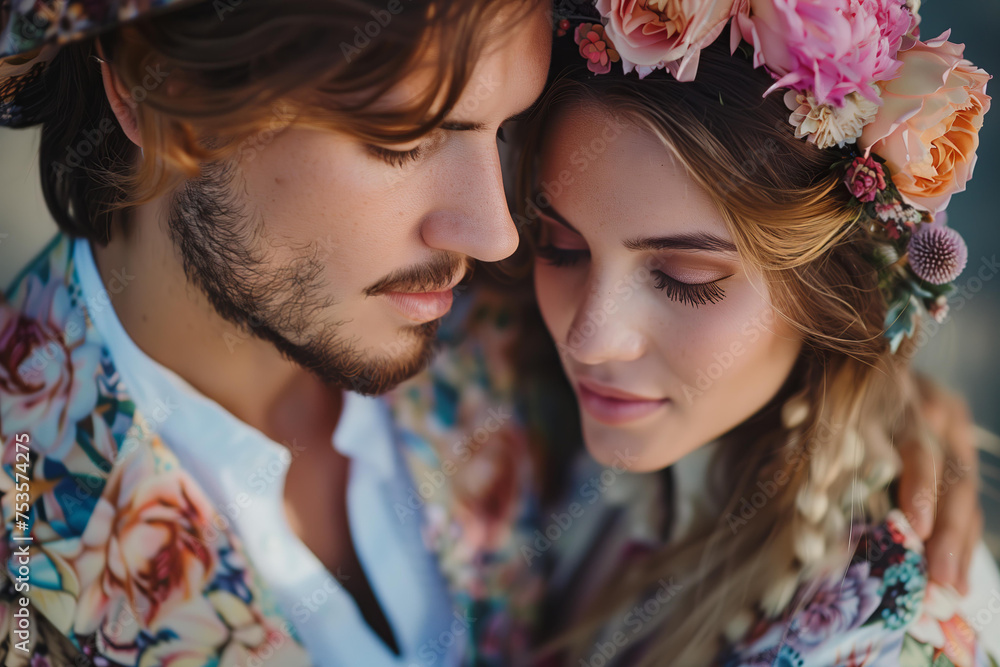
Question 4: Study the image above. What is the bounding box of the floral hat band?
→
[553,0,992,353]
[0,0,196,127]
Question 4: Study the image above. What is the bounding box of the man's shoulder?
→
[3,233,74,302]
[0,234,308,666]
[1,232,114,463]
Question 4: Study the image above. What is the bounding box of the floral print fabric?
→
[0,234,544,665]
[0,235,310,665]
[723,510,998,667]
[546,452,999,667]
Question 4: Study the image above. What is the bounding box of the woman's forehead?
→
[539,105,731,241]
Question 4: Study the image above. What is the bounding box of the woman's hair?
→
[518,38,921,664]
[33,0,537,244]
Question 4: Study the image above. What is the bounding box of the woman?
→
[517,1,999,664]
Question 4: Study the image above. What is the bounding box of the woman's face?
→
[532,104,803,472]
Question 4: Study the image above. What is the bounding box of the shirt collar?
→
[332,389,396,478]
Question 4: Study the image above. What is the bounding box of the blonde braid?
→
[761,366,905,623]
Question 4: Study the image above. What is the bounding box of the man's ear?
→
[96,43,143,148]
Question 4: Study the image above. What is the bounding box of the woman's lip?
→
[577,378,664,402]
[576,380,670,426]
[384,290,454,323]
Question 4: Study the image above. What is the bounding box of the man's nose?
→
[419,141,519,263]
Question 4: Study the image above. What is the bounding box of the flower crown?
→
[554,0,992,353]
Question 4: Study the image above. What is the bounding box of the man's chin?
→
[297,322,441,396]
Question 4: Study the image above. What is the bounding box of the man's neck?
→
[89,200,344,441]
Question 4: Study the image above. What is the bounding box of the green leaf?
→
[885,295,919,352]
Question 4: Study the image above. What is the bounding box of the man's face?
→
[167,5,551,395]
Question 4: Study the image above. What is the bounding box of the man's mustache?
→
[364,255,473,296]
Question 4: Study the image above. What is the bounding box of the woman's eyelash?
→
[367,144,423,167]
[537,239,729,309]
[536,244,588,268]
[652,271,728,307]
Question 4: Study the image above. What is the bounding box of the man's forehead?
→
[367,2,549,130]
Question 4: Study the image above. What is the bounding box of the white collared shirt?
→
[74,237,460,667]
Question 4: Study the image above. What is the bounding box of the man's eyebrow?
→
[440,120,485,131]
[624,234,738,253]
[439,108,532,132]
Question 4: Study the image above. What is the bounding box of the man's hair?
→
[35,0,537,244]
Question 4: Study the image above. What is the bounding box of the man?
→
[0,0,983,664]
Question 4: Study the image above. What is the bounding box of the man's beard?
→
[166,162,458,396]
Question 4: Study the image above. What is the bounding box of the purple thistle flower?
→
[908,224,968,284]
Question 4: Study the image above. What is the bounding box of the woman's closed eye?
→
[366,143,424,167]
[652,271,730,307]
[536,234,731,309]
[537,245,731,307]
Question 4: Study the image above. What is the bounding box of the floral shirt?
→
[543,452,1000,667]
[0,233,543,666]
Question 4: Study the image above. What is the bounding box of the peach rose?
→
[860,32,991,213]
[138,591,311,666]
[595,0,736,80]
[71,438,225,664]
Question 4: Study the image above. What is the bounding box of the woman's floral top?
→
[543,453,999,667]
[722,511,997,667]
[0,233,543,665]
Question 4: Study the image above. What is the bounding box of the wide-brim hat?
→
[0,0,194,126]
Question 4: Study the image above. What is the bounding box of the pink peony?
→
[844,155,887,201]
[596,0,736,80]
[574,23,621,75]
[860,32,992,213]
[859,0,919,79]
[732,0,912,106]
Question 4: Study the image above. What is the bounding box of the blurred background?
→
[2,2,999,549]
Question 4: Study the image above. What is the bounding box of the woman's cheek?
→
[533,262,574,344]
[658,285,775,405]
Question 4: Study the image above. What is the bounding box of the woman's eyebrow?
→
[537,202,580,233]
[538,201,736,254]
[624,233,737,253]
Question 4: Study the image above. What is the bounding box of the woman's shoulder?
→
[723,510,999,667]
